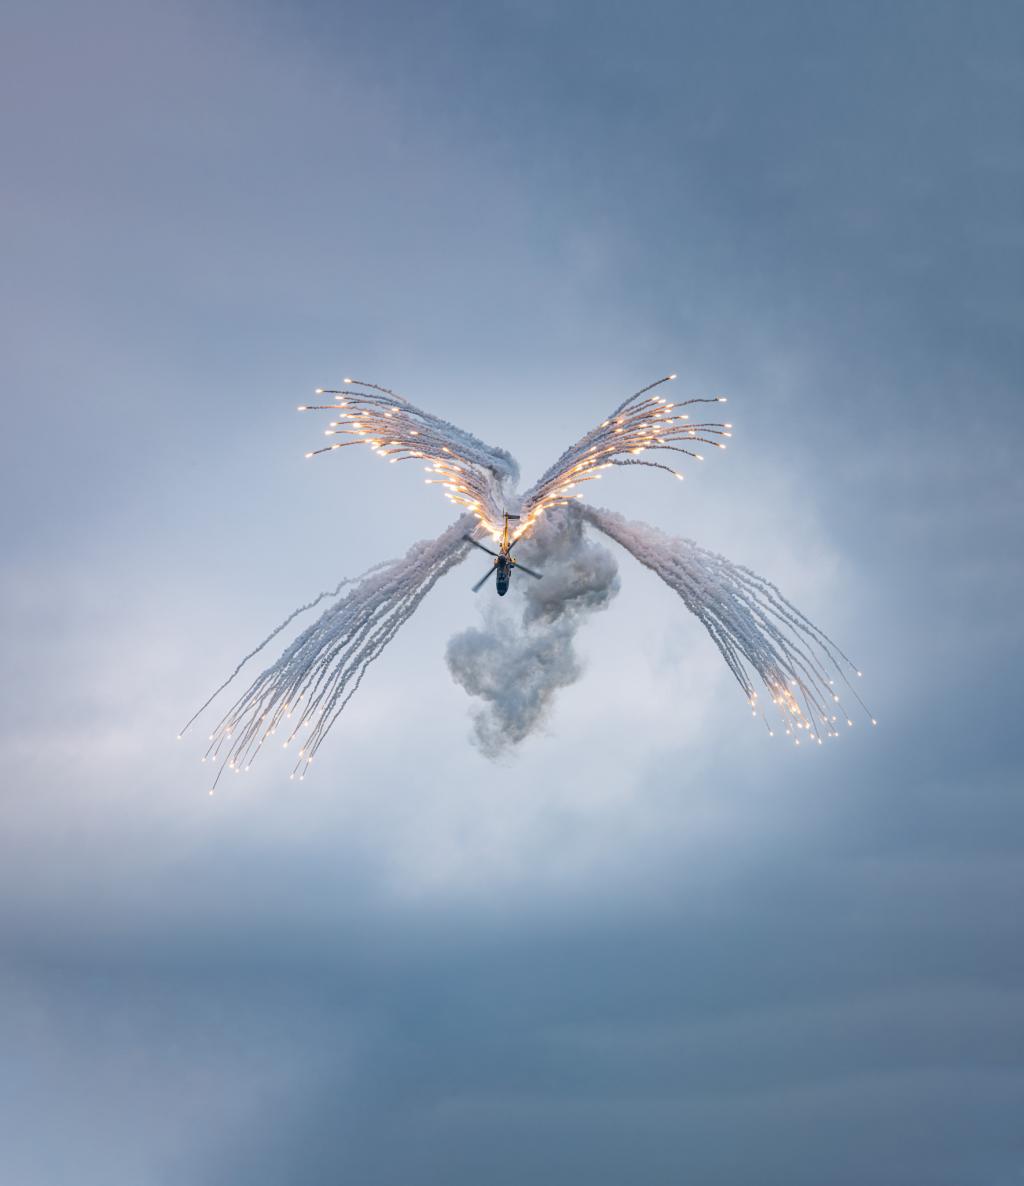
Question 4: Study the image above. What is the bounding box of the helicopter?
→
[463,512,543,595]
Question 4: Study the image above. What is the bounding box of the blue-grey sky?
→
[2,1,1022,1182]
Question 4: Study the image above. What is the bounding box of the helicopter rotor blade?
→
[463,535,499,558]
[513,562,543,579]
[472,567,495,593]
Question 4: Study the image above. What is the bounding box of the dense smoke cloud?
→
[445,513,620,755]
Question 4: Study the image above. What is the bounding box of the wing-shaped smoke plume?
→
[300,378,517,538]
[516,374,730,537]
[577,504,874,742]
[445,511,620,755]
[182,516,474,791]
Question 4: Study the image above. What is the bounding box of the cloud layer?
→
[1,0,1022,1183]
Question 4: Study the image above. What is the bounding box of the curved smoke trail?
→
[189,515,474,791]
[577,505,874,742]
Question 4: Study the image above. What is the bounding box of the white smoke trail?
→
[515,373,730,538]
[183,515,475,792]
[299,378,517,537]
[577,505,874,743]
[178,561,393,742]
[446,512,620,755]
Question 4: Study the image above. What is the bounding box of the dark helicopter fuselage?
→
[495,554,512,596]
[464,512,543,595]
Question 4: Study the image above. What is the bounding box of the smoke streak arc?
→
[517,375,730,538]
[576,505,873,741]
[298,378,517,539]
[191,517,473,792]
[178,561,392,741]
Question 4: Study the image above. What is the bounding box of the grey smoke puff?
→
[445,513,620,756]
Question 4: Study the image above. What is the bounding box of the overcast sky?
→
[2,1,1022,1183]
